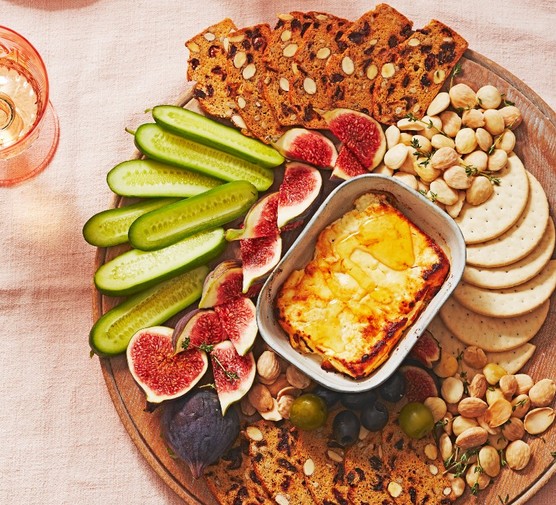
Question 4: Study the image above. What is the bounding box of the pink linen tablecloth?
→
[0,0,554,503]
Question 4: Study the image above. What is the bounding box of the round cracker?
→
[466,171,550,267]
[427,316,536,374]
[438,297,550,352]
[463,218,555,289]
[454,153,529,244]
[453,260,556,318]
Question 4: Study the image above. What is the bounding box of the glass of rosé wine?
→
[0,26,59,186]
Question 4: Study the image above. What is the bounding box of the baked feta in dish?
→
[276,191,450,379]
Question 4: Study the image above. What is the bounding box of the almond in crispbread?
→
[223,24,285,143]
[325,4,413,115]
[186,18,238,119]
[372,18,468,124]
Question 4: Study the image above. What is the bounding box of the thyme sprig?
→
[443,446,480,478]
[449,61,463,89]
[404,113,448,137]
[463,163,501,185]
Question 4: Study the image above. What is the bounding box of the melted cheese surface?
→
[277,192,450,379]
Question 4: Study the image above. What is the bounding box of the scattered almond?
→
[523,407,555,435]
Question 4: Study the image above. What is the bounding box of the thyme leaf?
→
[449,61,462,88]
[180,336,191,351]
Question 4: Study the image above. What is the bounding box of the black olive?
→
[312,384,341,408]
[333,410,361,447]
[379,372,406,403]
[340,390,377,410]
[360,400,389,432]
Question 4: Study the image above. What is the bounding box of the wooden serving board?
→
[93,50,556,505]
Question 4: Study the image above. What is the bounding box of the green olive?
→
[398,401,434,439]
[289,393,328,431]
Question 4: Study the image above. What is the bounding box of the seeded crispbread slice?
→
[464,218,555,289]
[325,4,413,115]
[262,12,318,129]
[186,18,238,119]
[453,260,556,318]
[248,420,314,504]
[204,438,273,505]
[223,24,285,144]
[454,152,530,245]
[378,406,456,504]
[428,316,536,375]
[296,410,351,505]
[371,19,468,124]
[343,430,393,505]
[438,296,550,352]
[287,12,351,129]
[466,171,549,266]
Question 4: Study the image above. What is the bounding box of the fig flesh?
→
[126,326,208,403]
[225,192,280,241]
[210,340,256,415]
[409,330,441,368]
[172,308,226,353]
[331,145,368,180]
[214,297,258,356]
[240,233,282,293]
[273,127,338,169]
[324,108,386,169]
[399,364,439,403]
[277,162,322,229]
[161,388,240,479]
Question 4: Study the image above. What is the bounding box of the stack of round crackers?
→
[433,154,555,370]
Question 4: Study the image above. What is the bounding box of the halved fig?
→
[198,260,244,308]
[127,326,208,403]
[399,364,439,403]
[409,330,441,369]
[211,339,256,414]
[331,145,368,180]
[240,233,282,293]
[324,108,386,169]
[225,192,280,241]
[277,162,322,229]
[214,297,258,356]
[172,309,226,352]
[273,128,338,169]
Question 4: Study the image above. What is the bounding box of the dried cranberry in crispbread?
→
[371,19,468,125]
[286,11,351,129]
[224,24,285,144]
[324,4,413,115]
[262,12,318,128]
[186,18,238,119]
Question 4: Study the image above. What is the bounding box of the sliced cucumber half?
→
[152,105,284,168]
[134,123,274,191]
[83,197,179,247]
[128,180,257,250]
[90,265,208,357]
[107,159,222,198]
[94,227,226,296]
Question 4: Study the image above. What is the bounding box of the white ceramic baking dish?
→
[256,173,466,393]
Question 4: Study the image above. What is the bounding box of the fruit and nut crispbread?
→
[285,11,351,129]
[248,420,314,503]
[204,438,273,505]
[186,18,238,118]
[372,19,468,124]
[223,24,285,143]
[325,4,413,114]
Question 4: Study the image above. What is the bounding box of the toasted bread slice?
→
[325,4,413,115]
[204,438,274,505]
[372,19,468,124]
[186,18,238,118]
[224,24,285,143]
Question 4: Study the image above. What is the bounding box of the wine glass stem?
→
[0,92,15,130]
